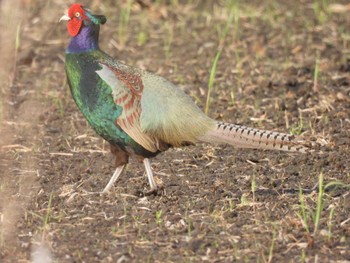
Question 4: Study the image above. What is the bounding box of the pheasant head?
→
[60,3,107,37]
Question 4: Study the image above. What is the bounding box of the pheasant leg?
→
[102,165,126,193]
[143,158,157,191]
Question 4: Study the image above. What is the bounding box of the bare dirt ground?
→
[0,0,349,262]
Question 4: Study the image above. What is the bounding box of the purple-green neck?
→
[66,25,100,53]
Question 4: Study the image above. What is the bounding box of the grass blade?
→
[205,50,222,115]
[313,172,323,236]
[299,185,309,233]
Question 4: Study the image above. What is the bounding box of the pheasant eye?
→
[75,12,81,17]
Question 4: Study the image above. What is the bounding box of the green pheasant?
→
[60,3,311,193]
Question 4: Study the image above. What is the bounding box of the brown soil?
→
[1,0,349,262]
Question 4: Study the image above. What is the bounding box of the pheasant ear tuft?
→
[94,15,107,25]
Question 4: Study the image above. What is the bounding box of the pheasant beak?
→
[59,14,71,22]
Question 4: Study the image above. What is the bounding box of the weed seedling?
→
[327,206,335,242]
[43,193,53,227]
[313,52,320,92]
[155,210,163,226]
[313,172,324,236]
[268,228,276,263]
[298,186,310,233]
[118,0,132,48]
[136,14,149,47]
[137,31,148,46]
[42,192,53,240]
[228,199,235,212]
[301,249,306,262]
[51,93,64,117]
[251,173,256,203]
[297,174,349,242]
[163,22,173,61]
[205,0,239,114]
[205,50,222,114]
[313,0,329,24]
[11,22,21,85]
[290,111,304,136]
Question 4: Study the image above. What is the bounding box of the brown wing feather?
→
[96,63,166,153]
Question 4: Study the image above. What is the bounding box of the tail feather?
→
[200,121,312,153]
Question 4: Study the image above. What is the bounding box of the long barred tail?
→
[200,121,313,153]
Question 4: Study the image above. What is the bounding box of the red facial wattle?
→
[67,19,83,37]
